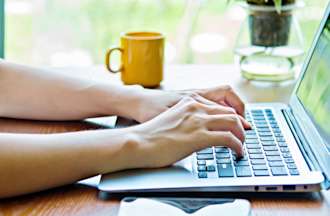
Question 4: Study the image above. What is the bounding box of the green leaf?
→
[274,0,282,13]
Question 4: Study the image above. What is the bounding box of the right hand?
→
[129,96,248,169]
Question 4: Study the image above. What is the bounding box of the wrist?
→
[92,83,145,120]
[91,127,143,174]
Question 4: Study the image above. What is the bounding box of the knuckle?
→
[191,112,205,121]
[187,92,199,98]
[222,85,232,92]
[182,95,194,103]
[226,114,239,124]
[185,101,201,112]
[225,107,236,114]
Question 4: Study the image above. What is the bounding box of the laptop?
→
[98,4,330,194]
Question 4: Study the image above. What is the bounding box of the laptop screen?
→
[297,14,330,153]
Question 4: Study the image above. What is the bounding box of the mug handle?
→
[105,47,123,73]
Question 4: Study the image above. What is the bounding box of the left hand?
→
[132,85,250,129]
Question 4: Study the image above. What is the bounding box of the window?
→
[4,0,329,66]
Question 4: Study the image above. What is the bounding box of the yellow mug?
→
[105,32,165,88]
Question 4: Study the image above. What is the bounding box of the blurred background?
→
[4,0,329,67]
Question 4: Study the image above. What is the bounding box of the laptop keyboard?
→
[196,108,300,179]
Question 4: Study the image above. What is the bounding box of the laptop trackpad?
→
[99,157,196,192]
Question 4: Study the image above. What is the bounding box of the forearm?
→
[0,60,143,120]
[0,128,138,198]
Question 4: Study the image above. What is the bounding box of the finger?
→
[201,104,236,115]
[197,86,246,117]
[205,114,245,143]
[238,115,252,129]
[193,94,218,106]
[223,88,245,117]
[176,95,197,107]
[202,131,244,157]
[199,104,251,129]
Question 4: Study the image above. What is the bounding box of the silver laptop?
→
[98,4,330,194]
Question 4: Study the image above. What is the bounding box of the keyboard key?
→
[236,166,252,177]
[218,164,234,177]
[216,158,231,164]
[215,147,229,153]
[278,142,288,147]
[197,148,213,154]
[289,169,300,176]
[256,124,269,128]
[259,132,273,137]
[260,137,275,142]
[265,151,280,156]
[251,109,263,113]
[245,139,259,144]
[274,133,283,137]
[198,172,208,178]
[246,130,257,135]
[254,170,270,176]
[207,165,216,172]
[270,124,279,128]
[269,161,284,167]
[197,154,214,160]
[267,156,283,161]
[252,165,268,170]
[197,160,206,165]
[261,141,276,146]
[198,166,207,172]
[234,160,250,166]
[249,154,265,159]
[273,128,282,133]
[216,153,231,159]
[263,146,278,151]
[246,135,258,139]
[253,116,266,120]
[233,154,249,161]
[276,137,286,142]
[248,149,263,154]
[254,120,267,124]
[246,144,262,149]
[271,167,288,176]
[280,147,290,153]
[258,128,271,133]
[285,158,295,163]
[282,153,292,158]
[265,109,272,113]
[287,163,297,169]
[251,112,263,117]
[251,159,266,165]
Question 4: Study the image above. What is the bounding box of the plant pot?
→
[234,2,305,82]
[248,9,292,47]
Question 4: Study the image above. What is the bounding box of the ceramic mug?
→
[105,32,165,88]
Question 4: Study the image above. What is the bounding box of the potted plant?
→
[232,0,297,47]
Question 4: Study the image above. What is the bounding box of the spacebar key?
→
[217,164,234,177]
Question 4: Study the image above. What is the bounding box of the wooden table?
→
[0,65,329,216]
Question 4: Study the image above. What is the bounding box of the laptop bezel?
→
[289,3,330,188]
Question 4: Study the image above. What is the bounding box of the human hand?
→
[128,96,246,169]
[193,85,246,117]
[131,85,250,129]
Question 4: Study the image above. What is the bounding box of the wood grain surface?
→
[0,65,329,216]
